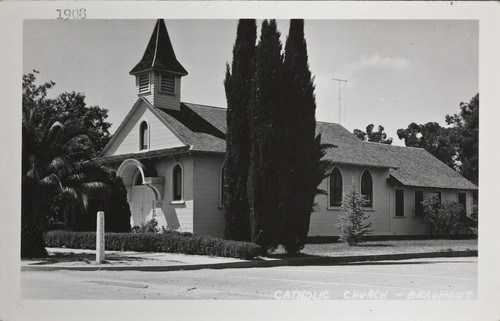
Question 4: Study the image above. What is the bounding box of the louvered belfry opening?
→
[130,19,188,110]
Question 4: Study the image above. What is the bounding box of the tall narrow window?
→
[361,170,373,207]
[395,189,404,217]
[458,192,467,213]
[415,191,424,217]
[139,121,148,150]
[219,163,226,207]
[435,191,442,203]
[138,73,150,93]
[160,73,175,95]
[172,164,183,201]
[329,168,343,207]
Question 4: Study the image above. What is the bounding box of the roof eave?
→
[129,67,188,77]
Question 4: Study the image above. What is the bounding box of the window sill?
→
[217,205,223,209]
[393,216,406,219]
[327,206,342,211]
[170,200,185,205]
[363,208,375,212]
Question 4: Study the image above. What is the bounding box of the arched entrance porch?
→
[117,159,165,227]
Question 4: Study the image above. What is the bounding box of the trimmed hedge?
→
[44,230,261,260]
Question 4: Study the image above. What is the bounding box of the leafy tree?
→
[397,94,479,177]
[446,94,479,185]
[354,124,393,144]
[23,71,111,157]
[223,19,256,241]
[21,72,129,257]
[397,122,456,168]
[247,19,284,250]
[280,19,320,254]
[337,187,373,245]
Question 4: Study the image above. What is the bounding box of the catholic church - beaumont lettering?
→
[97,20,477,238]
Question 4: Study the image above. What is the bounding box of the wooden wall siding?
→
[136,72,181,110]
[388,189,476,235]
[103,101,185,156]
[389,188,425,235]
[192,154,225,238]
[309,165,392,236]
[154,156,195,233]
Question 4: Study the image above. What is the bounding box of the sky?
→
[23,19,478,146]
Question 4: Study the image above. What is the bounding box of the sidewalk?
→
[21,247,478,272]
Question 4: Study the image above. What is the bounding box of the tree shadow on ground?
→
[355,243,394,247]
[332,259,477,266]
[264,252,323,259]
[25,252,179,265]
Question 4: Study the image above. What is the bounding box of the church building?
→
[98,20,477,238]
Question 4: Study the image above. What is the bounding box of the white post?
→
[96,211,105,263]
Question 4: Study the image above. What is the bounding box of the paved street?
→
[21,257,477,300]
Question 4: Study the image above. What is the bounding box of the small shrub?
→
[422,193,468,235]
[44,230,261,260]
[132,218,160,233]
[161,226,193,237]
[337,187,373,245]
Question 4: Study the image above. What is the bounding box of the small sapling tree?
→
[337,187,373,245]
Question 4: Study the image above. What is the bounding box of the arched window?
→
[329,168,343,207]
[219,161,226,207]
[172,164,183,201]
[361,170,373,207]
[139,121,149,150]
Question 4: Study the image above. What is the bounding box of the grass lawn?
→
[297,239,478,257]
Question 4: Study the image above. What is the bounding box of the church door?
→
[131,185,155,226]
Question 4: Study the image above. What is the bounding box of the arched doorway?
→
[130,171,155,226]
[117,159,164,227]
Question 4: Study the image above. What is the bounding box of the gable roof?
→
[362,142,478,190]
[130,19,188,76]
[101,101,477,191]
[153,103,227,153]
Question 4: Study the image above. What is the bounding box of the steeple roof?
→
[130,19,188,76]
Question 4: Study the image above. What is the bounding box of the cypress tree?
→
[281,19,318,253]
[223,19,257,241]
[248,20,284,250]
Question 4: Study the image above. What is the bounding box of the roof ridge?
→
[182,102,226,110]
[362,141,425,150]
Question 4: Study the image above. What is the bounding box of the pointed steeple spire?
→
[130,19,188,76]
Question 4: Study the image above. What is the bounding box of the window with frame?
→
[139,121,148,150]
[458,192,466,213]
[138,73,150,93]
[160,73,175,95]
[219,163,226,207]
[172,164,183,201]
[415,191,424,217]
[361,170,373,207]
[395,189,404,217]
[329,168,343,207]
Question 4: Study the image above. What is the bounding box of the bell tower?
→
[130,19,188,110]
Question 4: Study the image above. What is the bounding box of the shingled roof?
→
[153,102,227,153]
[102,100,476,191]
[152,103,476,190]
[362,142,478,190]
[130,19,188,76]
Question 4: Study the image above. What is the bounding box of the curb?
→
[21,250,477,272]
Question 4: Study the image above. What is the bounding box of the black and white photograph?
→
[1,2,499,321]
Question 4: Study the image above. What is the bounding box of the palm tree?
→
[21,100,113,257]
